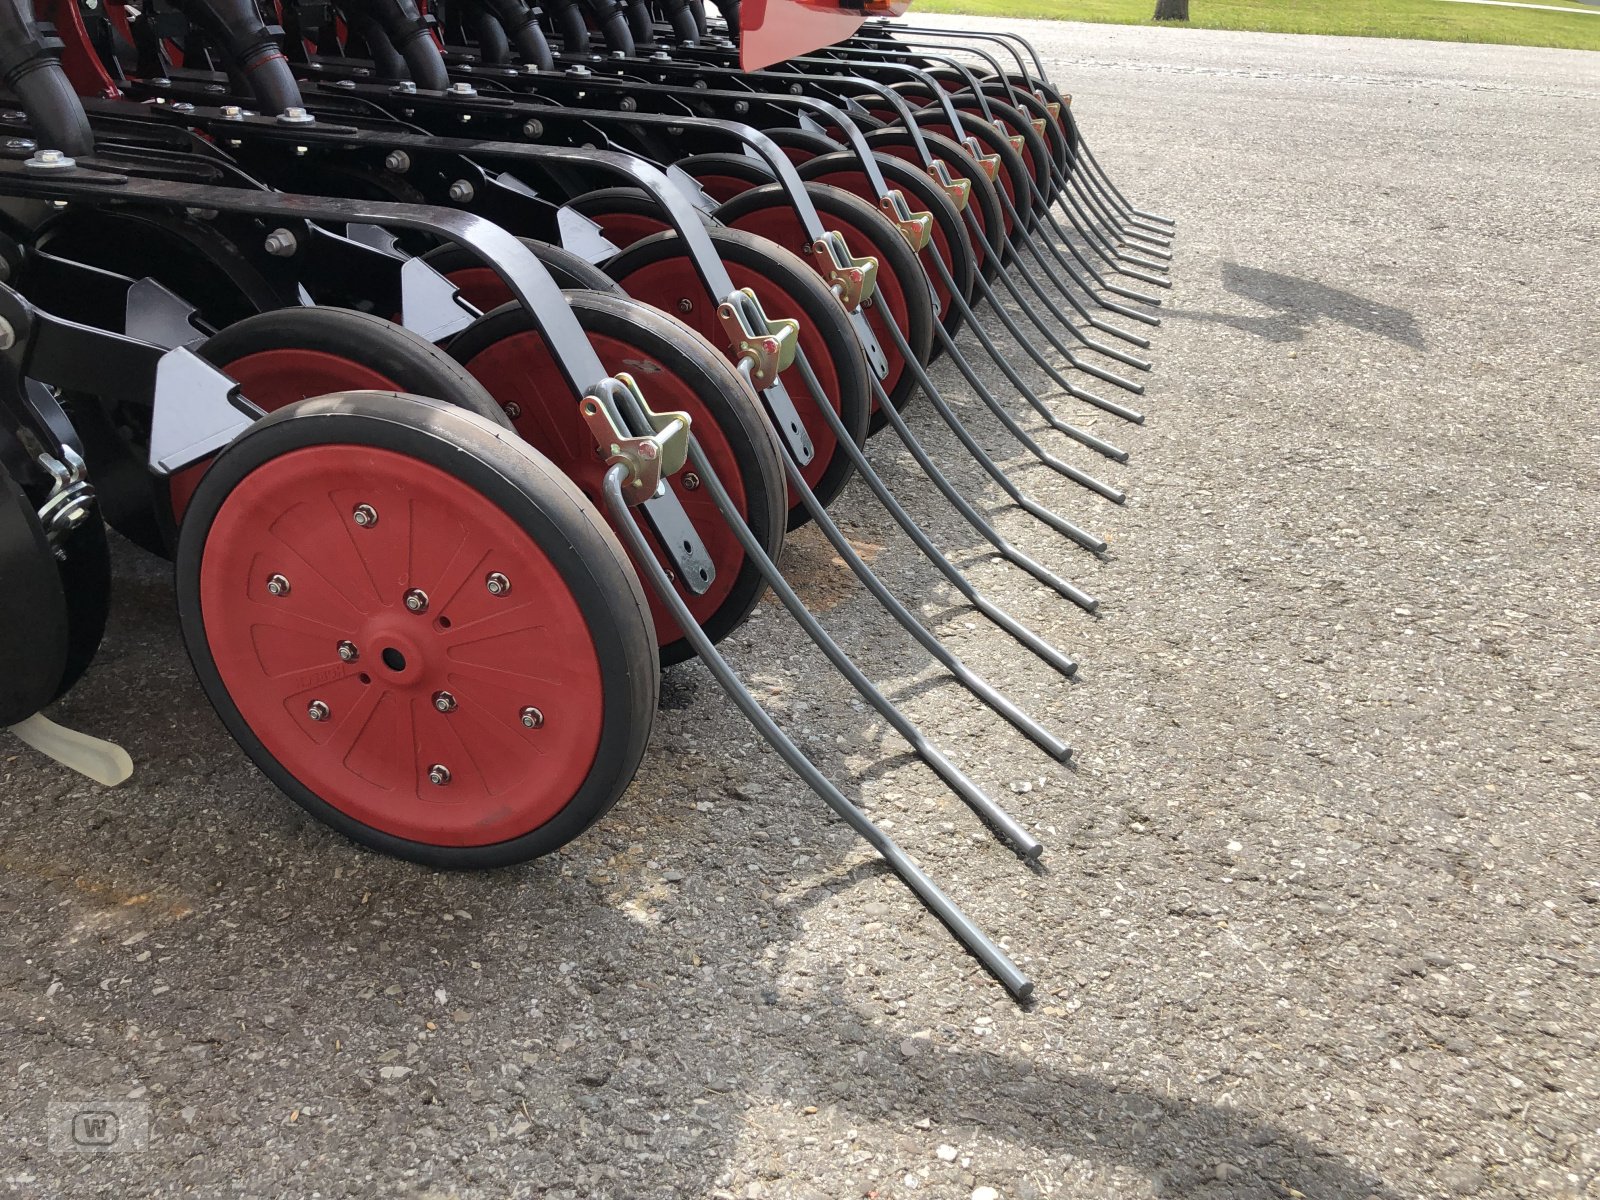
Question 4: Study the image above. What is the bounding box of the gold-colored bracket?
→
[807,231,879,311]
[579,375,691,503]
[962,137,1001,183]
[1007,133,1027,155]
[1031,117,1048,139]
[928,160,971,212]
[716,289,799,390]
[878,190,934,254]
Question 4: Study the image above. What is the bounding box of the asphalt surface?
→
[3,18,1598,1200]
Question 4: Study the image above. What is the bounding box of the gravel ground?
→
[3,19,1598,1200]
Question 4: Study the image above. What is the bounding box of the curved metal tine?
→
[923,241,1134,480]
[1036,173,1172,292]
[797,323,1088,666]
[979,242,1151,379]
[1061,163,1173,259]
[1004,211,1155,350]
[869,305,1101,619]
[600,467,1034,1002]
[767,353,1074,761]
[881,290,1117,565]
[607,382,1050,850]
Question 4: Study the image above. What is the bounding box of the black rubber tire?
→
[602,225,871,530]
[675,151,777,203]
[446,290,787,667]
[175,391,658,869]
[566,186,717,252]
[0,461,68,725]
[712,181,935,431]
[758,127,848,164]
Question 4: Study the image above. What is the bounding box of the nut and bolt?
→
[384,150,412,173]
[264,228,298,257]
[352,503,378,527]
[520,706,544,729]
[485,572,511,598]
[0,318,14,352]
[447,179,475,204]
[24,148,74,172]
[503,402,522,420]
[307,700,330,722]
[404,588,430,613]
[677,298,694,313]
[433,691,458,714]
[337,641,360,663]
[682,472,701,491]
[522,119,543,139]
[449,82,479,97]
[428,764,452,786]
[266,574,291,597]
[276,106,315,126]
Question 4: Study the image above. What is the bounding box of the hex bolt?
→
[0,318,13,352]
[448,180,475,204]
[485,572,511,598]
[264,228,298,258]
[220,105,242,119]
[337,641,360,664]
[677,298,694,313]
[428,764,452,787]
[404,588,430,614]
[449,82,479,97]
[276,106,314,126]
[682,473,701,491]
[520,706,544,729]
[384,151,411,174]
[352,503,378,528]
[522,119,543,139]
[307,700,330,722]
[433,691,458,714]
[24,148,74,172]
[266,574,291,597]
[503,402,523,420]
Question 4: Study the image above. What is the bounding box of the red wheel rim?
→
[610,253,847,508]
[169,349,399,522]
[804,165,958,328]
[720,203,913,414]
[873,143,993,276]
[456,323,750,644]
[198,445,604,846]
[583,208,673,252]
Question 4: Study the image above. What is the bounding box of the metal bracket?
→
[147,348,261,476]
[807,231,878,312]
[399,256,479,344]
[717,288,798,390]
[1031,118,1049,139]
[928,160,972,213]
[124,278,205,350]
[962,137,1002,183]
[878,190,934,254]
[556,203,624,265]
[34,445,94,550]
[578,376,691,503]
[1007,134,1027,155]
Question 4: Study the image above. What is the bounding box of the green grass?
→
[910,0,1600,52]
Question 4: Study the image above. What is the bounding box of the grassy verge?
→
[909,0,1600,52]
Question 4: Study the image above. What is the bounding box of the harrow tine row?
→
[0,0,1174,998]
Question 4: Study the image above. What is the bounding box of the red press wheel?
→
[602,226,871,529]
[419,237,625,310]
[675,152,775,204]
[166,308,509,529]
[175,391,658,867]
[796,150,976,351]
[564,186,695,253]
[446,291,787,666]
[712,182,934,431]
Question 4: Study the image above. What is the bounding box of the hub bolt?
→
[307,700,330,722]
[337,641,359,664]
[682,473,701,491]
[677,298,694,313]
[266,574,291,597]
[520,706,544,729]
[485,572,511,597]
[352,503,378,528]
[428,764,452,787]
[503,402,522,420]
[433,691,458,714]
[404,588,430,614]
